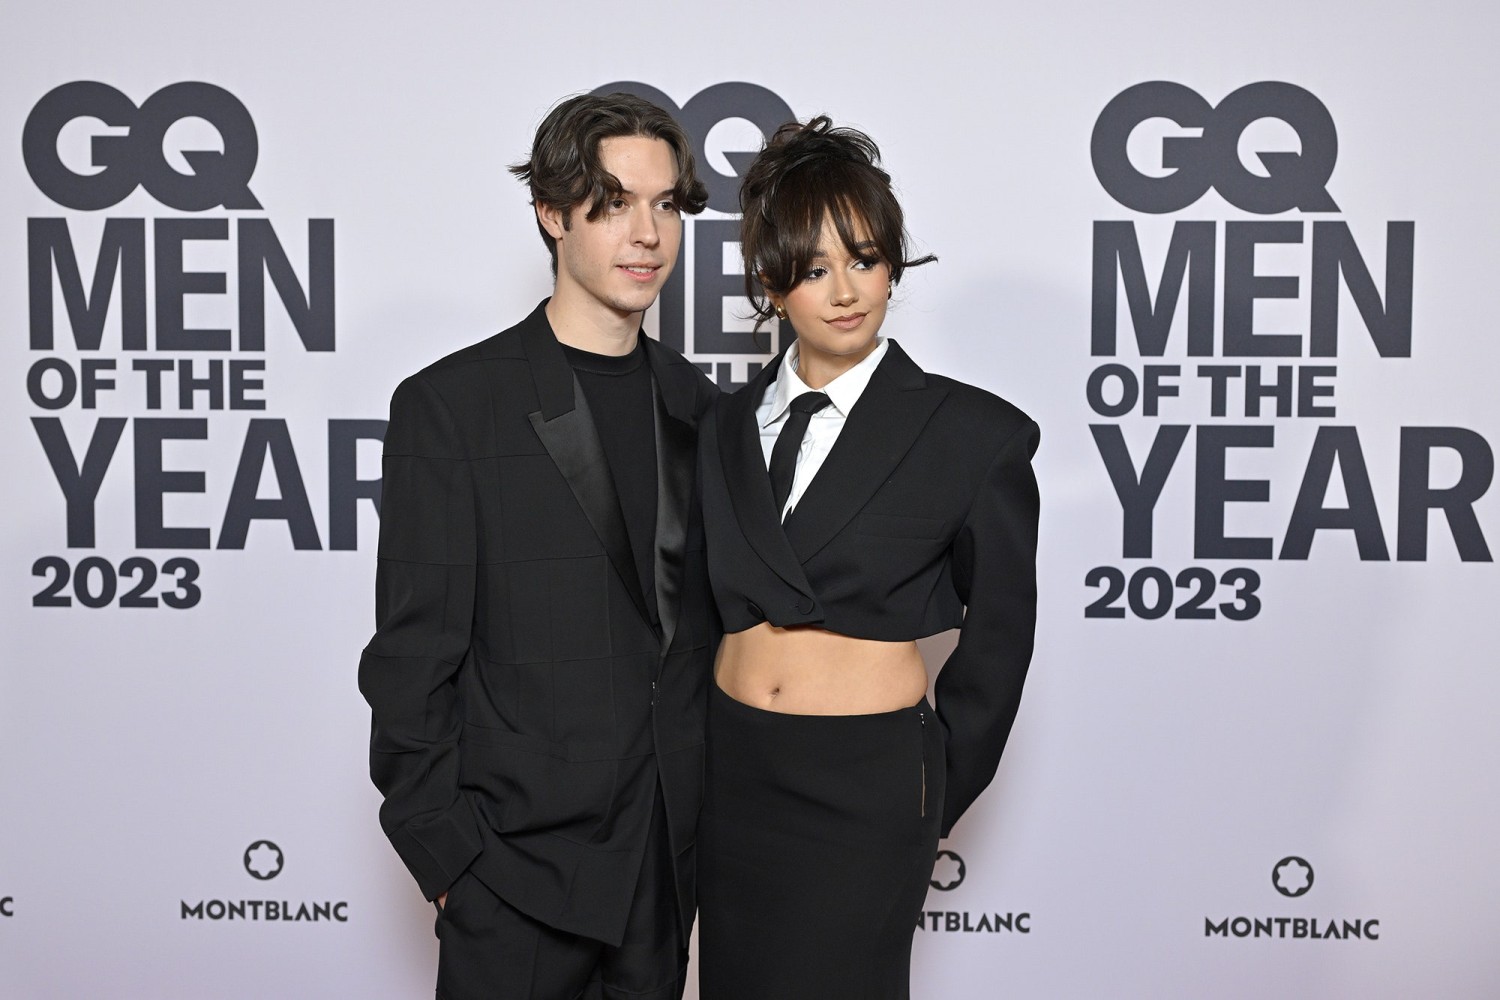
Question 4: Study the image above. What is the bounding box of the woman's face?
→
[770,213,890,370]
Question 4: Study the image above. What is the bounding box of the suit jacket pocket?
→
[458,726,615,841]
[855,512,945,540]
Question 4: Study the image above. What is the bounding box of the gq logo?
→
[1092,81,1338,214]
[23,80,261,211]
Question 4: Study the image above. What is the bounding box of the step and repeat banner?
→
[3,2,1497,997]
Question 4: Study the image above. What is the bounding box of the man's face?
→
[540,135,683,321]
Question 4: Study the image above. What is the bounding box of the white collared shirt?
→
[756,338,889,521]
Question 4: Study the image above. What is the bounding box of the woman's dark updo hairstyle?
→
[739,115,935,326]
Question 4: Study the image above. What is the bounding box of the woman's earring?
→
[773,302,788,321]
[887,280,894,300]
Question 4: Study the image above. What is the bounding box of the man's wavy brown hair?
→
[510,92,709,275]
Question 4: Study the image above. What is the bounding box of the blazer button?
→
[747,602,763,619]
[795,598,814,615]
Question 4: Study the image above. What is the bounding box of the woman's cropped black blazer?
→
[699,339,1040,836]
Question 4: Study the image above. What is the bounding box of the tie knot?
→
[789,391,832,417]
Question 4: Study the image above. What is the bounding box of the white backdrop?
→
[3,2,1498,997]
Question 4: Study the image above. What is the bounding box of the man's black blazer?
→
[699,339,1039,837]
[359,301,718,946]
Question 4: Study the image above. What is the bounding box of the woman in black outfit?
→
[695,116,1041,999]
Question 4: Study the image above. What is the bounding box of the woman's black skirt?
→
[698,682,945,1000]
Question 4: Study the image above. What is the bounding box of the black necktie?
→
[769,391,832,521]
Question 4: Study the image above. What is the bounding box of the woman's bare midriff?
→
[715,621,929,715]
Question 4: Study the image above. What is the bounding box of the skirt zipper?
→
[918,708,927,818]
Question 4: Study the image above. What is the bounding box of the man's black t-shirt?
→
[562,339,660,625]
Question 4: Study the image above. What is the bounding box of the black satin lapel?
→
[652,381,693,660]
[516,299,576,420]
[783,373,947,564]
[717,366,816,596]
[529,379,652,626]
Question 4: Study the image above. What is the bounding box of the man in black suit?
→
[359,92,717,1000]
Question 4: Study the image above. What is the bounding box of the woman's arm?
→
[933,418,1041,836]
